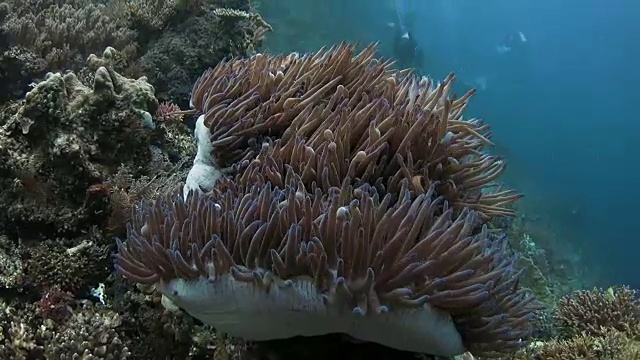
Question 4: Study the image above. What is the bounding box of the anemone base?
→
[158,273,467,356]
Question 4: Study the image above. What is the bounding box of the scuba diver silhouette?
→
[496,31,528,55]
[392,29,424,71]
[390,0,424,72]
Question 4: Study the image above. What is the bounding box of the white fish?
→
[496,45,512,54]
[518,31,527,43]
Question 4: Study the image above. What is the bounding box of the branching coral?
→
[0,300,40,359]
[0,235,23,288]
[36,303,131,359]
[555,286,640,338]
[0,0,137,71]
[115,44,536,357]
[23,237,109,294]
[517,286,640,359]
[213,6,273,51]
[521,328,640,360]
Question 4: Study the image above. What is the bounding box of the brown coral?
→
[36,303,131,359]
[555,286,640,338]
[1,0,137,71]
[0,300,41,360]
[522,328,640,360]
[0,46,162,239]
[115,44,537,358]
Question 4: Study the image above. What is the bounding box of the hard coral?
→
[0,300,41,359]
[115,44,537,358]
[1,298,136,360]
[0,46,159,239]
[139,5,271,105]
[0,0,137,72]
[522,328,640,360]
[0,46,47,103]
[36,303,131,359]
[555,286,640,338]
[0,234,23,288]
[24,237,109,294]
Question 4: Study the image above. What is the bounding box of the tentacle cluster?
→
[190,43,521,219]
[115,44,538,357]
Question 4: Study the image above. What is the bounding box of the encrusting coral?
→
[115,44,538,358]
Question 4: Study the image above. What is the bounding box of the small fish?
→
[518,31,527,43]
[496,31,527,54]
[606,287,616,300]
[496,44,512,54]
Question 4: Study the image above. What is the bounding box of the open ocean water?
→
[261,0,640,289]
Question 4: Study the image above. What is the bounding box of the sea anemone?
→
[187,44,521,221]
[114,44,538,357]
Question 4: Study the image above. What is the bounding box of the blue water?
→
[260,0,640,288]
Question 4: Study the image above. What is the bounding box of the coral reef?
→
[523,329,639,360]
[518,286,640,359]
[0,0,138,102]
[138,4,272,105]
[0,0,268,106]
[0,235,22,288]
[37,303,131,359]
[2,2,624,359]
[555,286,639,338]
[115,44,538,358]
[0,46,198,358]
[0,1,275,358]
[0,46,159,240]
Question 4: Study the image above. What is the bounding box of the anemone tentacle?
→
[115,43,538,357]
